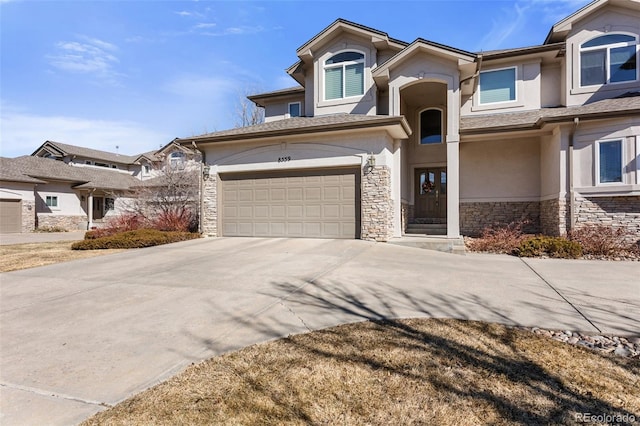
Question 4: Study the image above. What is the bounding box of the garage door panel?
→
[221,169,358,239]
[0,199,22,233]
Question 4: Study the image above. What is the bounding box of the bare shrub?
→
[151,209,197,233]
[466,221,529,254]
[568,225,628,256]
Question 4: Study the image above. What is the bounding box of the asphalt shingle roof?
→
[37,141,143,165]
[179,114,410,142]
[1,156,140,191]
[460,94,640,133]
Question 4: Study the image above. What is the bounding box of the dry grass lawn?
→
[0,241,124,272]
[83,319,640,425]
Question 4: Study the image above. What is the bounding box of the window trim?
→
[417,107,444,145]
[478,66,518,105]
[595,138,625,185]
[169,151,186,170]
[45,195,59,208]
[579,32,639,88]
[322,49,366,102]
[288,102,301,118]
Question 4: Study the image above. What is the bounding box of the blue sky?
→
[0,0,591,158]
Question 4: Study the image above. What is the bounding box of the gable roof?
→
[176,114,411,145]
[32,141,141,165]
[461,92,640,134]
[1,156,140,191]
[248,86,305,107]
[544,0,640,44]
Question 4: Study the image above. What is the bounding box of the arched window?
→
[324,51,364,100]
[169,151,185,169]
[580,33,638,86]
[419,108,443,144]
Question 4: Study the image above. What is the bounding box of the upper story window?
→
[288,102,301,117]
[169,151,185,170]
[45,196,58,208]
[479,67,516,104]
[580,33,638,87]
[324,51,364,100]
[419,108,443,144]
[597,139,623,184]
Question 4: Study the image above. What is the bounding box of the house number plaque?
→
[278,156,292,163]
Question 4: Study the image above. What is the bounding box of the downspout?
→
[568,117,579,232]
[459,54,483,91]
[191,141,205,234]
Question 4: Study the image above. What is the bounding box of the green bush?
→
[72,229,200,250]
[515,236,582,259]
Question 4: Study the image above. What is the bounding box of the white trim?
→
[287,102,301,118]
[578,32,639,88]
[477,66,518,105]
[322,49,366,102]
[595,138,625,186]
[636,136,640,185]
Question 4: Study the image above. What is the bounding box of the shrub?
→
[516,236,582,259]
[84,213,146,240]
[568,225,629,257]
[466,221,529,254]
[73,229,200,250]
[36,226,67,233]
[151,209,197,233]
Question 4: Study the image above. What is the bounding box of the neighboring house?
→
[0,141,198,232]
[174,0,640,243]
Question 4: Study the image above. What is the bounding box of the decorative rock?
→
[614,346,632,357]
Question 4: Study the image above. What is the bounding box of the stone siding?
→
[460,201,540,236]
[401,201,411,234]
[361,166,393,242]
[201,174,218,236]
[37,214,87,231]
[574,195,640,243]
[21,200,36,232]
[540,198,569,236]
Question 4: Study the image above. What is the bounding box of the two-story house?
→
[0,141,197,232]
[175,0,639,245]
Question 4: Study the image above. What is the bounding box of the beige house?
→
[0,141,197,232]
[180,0,635,243]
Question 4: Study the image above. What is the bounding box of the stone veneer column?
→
[361,166,393,242]
[201,174,218,236]
[540,197,569,236]
[21,200,36,232]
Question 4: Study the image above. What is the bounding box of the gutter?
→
[568,117,579,232]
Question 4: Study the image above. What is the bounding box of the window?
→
[143,165,150,175]
[95,162,109,168]
[45,196,58,207]
[85,160,92,165]
[324,51,364,100]
[580,34,638,86]
[479,67,516,104]
[170,151,185,169]
[288,102,301,117]
[598,139,623,184]
[105,197,115,211]
[419,109,443,144]
[111,165,117,169]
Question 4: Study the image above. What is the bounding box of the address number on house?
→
[278,156,292,163]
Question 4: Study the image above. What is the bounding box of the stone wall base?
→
[361,166,393,242]
[460,201,540,236]
[37,214,87,231]
[574,195,640,244]
[202,174,218,236]
[21,200,36,232]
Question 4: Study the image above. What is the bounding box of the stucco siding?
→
[460,137,541,201]
[564,6,640,106]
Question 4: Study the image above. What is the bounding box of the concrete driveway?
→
[1,237,638,425]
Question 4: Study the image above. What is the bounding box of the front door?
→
[92,197,104,220]
[415,168,447,220]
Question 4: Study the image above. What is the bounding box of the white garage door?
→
[0,199,22,233]
[220,168,360,239]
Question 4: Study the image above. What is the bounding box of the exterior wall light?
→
[365,153,376,174]
[202,164,211,180]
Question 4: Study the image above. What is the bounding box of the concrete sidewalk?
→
[0,231,86,245]
[1,238,638,425]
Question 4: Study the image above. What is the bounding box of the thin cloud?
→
[163,75,237,99]
[175,10,204,18]
[46,35,123,84]
[477,2,530,51]
[194,23,216,29]
[199,25,265,37]
[0,109,168,157]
